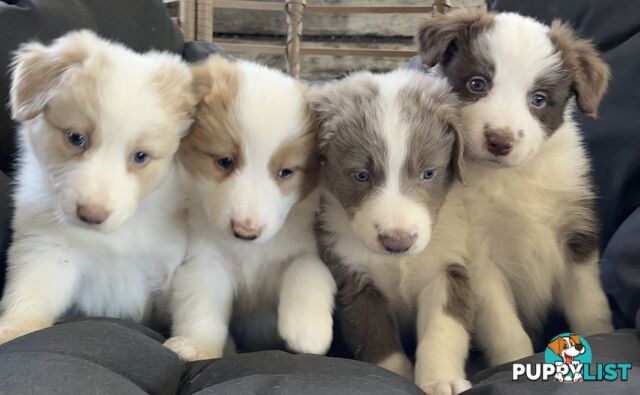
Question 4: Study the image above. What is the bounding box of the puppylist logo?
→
[513,333,632,383]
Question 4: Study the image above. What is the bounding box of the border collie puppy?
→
[164,56,335,360]
[417,10,613,366]
[313,70,471,394]
[0,31,194,344]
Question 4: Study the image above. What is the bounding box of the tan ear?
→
[548,338,563,355]
[416,9,495,68]
[190,55,239,109]
[549,20,610,118]
[190,60,215,102]
[10,30,96,121]
[569,334,581,345]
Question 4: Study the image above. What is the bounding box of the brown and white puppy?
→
[0,30,194,344]
[417,10,613,368]
[164,56,336,360]
[314,69,472,394]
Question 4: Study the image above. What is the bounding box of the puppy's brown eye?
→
[217,157,233,170]
[66,132,87,148]
[467,77,488,94]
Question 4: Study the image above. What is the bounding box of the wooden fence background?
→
[166,0,485,80]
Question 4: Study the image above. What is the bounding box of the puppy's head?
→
[417,10,609,167]
[10,30,194,232]
[312,70,463,256]
[180,56,318,243]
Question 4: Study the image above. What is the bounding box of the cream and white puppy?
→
[313,69,471,395]
[418,10,613,367]
[0,31,194,344]
[164,56,336,360]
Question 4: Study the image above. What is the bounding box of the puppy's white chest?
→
[70,219,185,320]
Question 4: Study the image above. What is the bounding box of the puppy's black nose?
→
[378,230,416,254]
[575,344,584,351]
[485,129,514,156]
[77,204,110,225]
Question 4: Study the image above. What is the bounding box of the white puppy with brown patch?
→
[0,31,194,344]
[164,56,336,360]
[418,10,613,368]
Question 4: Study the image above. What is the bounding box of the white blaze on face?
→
[197,62,310,243]
[461,13,565,167]
[40,49,187,232]
[350,73,433,255]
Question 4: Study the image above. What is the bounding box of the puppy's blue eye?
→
[217,157,233,170]
[353,171,370,183]
[132,151,149,165]
[467,77,488,94]
[277,168,294,178]
[66,132,86,148]
[420,169,436,180]
[530,92,547,108]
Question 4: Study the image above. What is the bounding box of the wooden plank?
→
[217,42,416,58]
[214,37,415,80]
[213,1,437,13]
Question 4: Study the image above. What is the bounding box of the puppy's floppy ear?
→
[416,9,494,68]
[307,84,339,157]
[190,55,239,109]
[190,60,215,102]
[549,20,610,118]
[569,334,582,345]
[10,30,96,121]
[547,338,564,355]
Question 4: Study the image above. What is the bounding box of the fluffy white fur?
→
[165,59,336,361]
[0,31,193,344]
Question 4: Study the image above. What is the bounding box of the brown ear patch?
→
[549,20,610,118]
[416,9,495,67]
[10,31,100,121]
[179,55,244,182]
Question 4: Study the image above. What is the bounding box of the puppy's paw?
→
[278,305,333,355]
[377,352,414,380]
[419,379,472,395]
[164,336,222,362]
[0,323,44,345]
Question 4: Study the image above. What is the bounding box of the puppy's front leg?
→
[164,249,233,361]
[278,254,336,355]
[337,270,413,380]
[415,264,472,395]
[559,255,612,336]
[474,262,533,366]
[0,240,79,344]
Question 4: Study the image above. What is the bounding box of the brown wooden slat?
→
[217,42,416,58]
[213,1,439,14]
